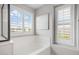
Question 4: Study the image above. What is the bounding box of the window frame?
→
[54,4,76,46]
[1,4,10,42]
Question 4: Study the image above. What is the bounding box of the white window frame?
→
[54,4,76,46]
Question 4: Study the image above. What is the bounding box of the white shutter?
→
[55,5,75,46]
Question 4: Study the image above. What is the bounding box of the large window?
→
[55,5,75,46]
[10,6,32,33]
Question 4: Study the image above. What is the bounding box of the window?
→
[10,6,32,33]
[10,9,22,32]
[24,13,32,32]
[1,4,10,42]
[55,5,75,46]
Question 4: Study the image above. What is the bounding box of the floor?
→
[12,35,50,55]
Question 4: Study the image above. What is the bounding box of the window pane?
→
[10,9,18,32]
[24,14,32,32]
[10,9,22,32]
[17,12,22,32]
[10,6,33,33]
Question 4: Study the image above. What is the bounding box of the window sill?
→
[11,32,34,38]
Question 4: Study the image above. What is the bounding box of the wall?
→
[36,4,54,44]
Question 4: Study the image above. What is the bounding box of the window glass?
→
[10,9,22,32]
[10,6,32,33]
[24,14,32,32]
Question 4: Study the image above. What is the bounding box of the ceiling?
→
[0,4,45,9]
[0,4,59,10]
[26,4,59,9]
[26,4,44,9]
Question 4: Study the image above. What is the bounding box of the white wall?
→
[36,5,54,44]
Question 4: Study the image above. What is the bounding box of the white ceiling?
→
[27,4,44,9]
[0,4,44,9]
[0,4,59,10]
